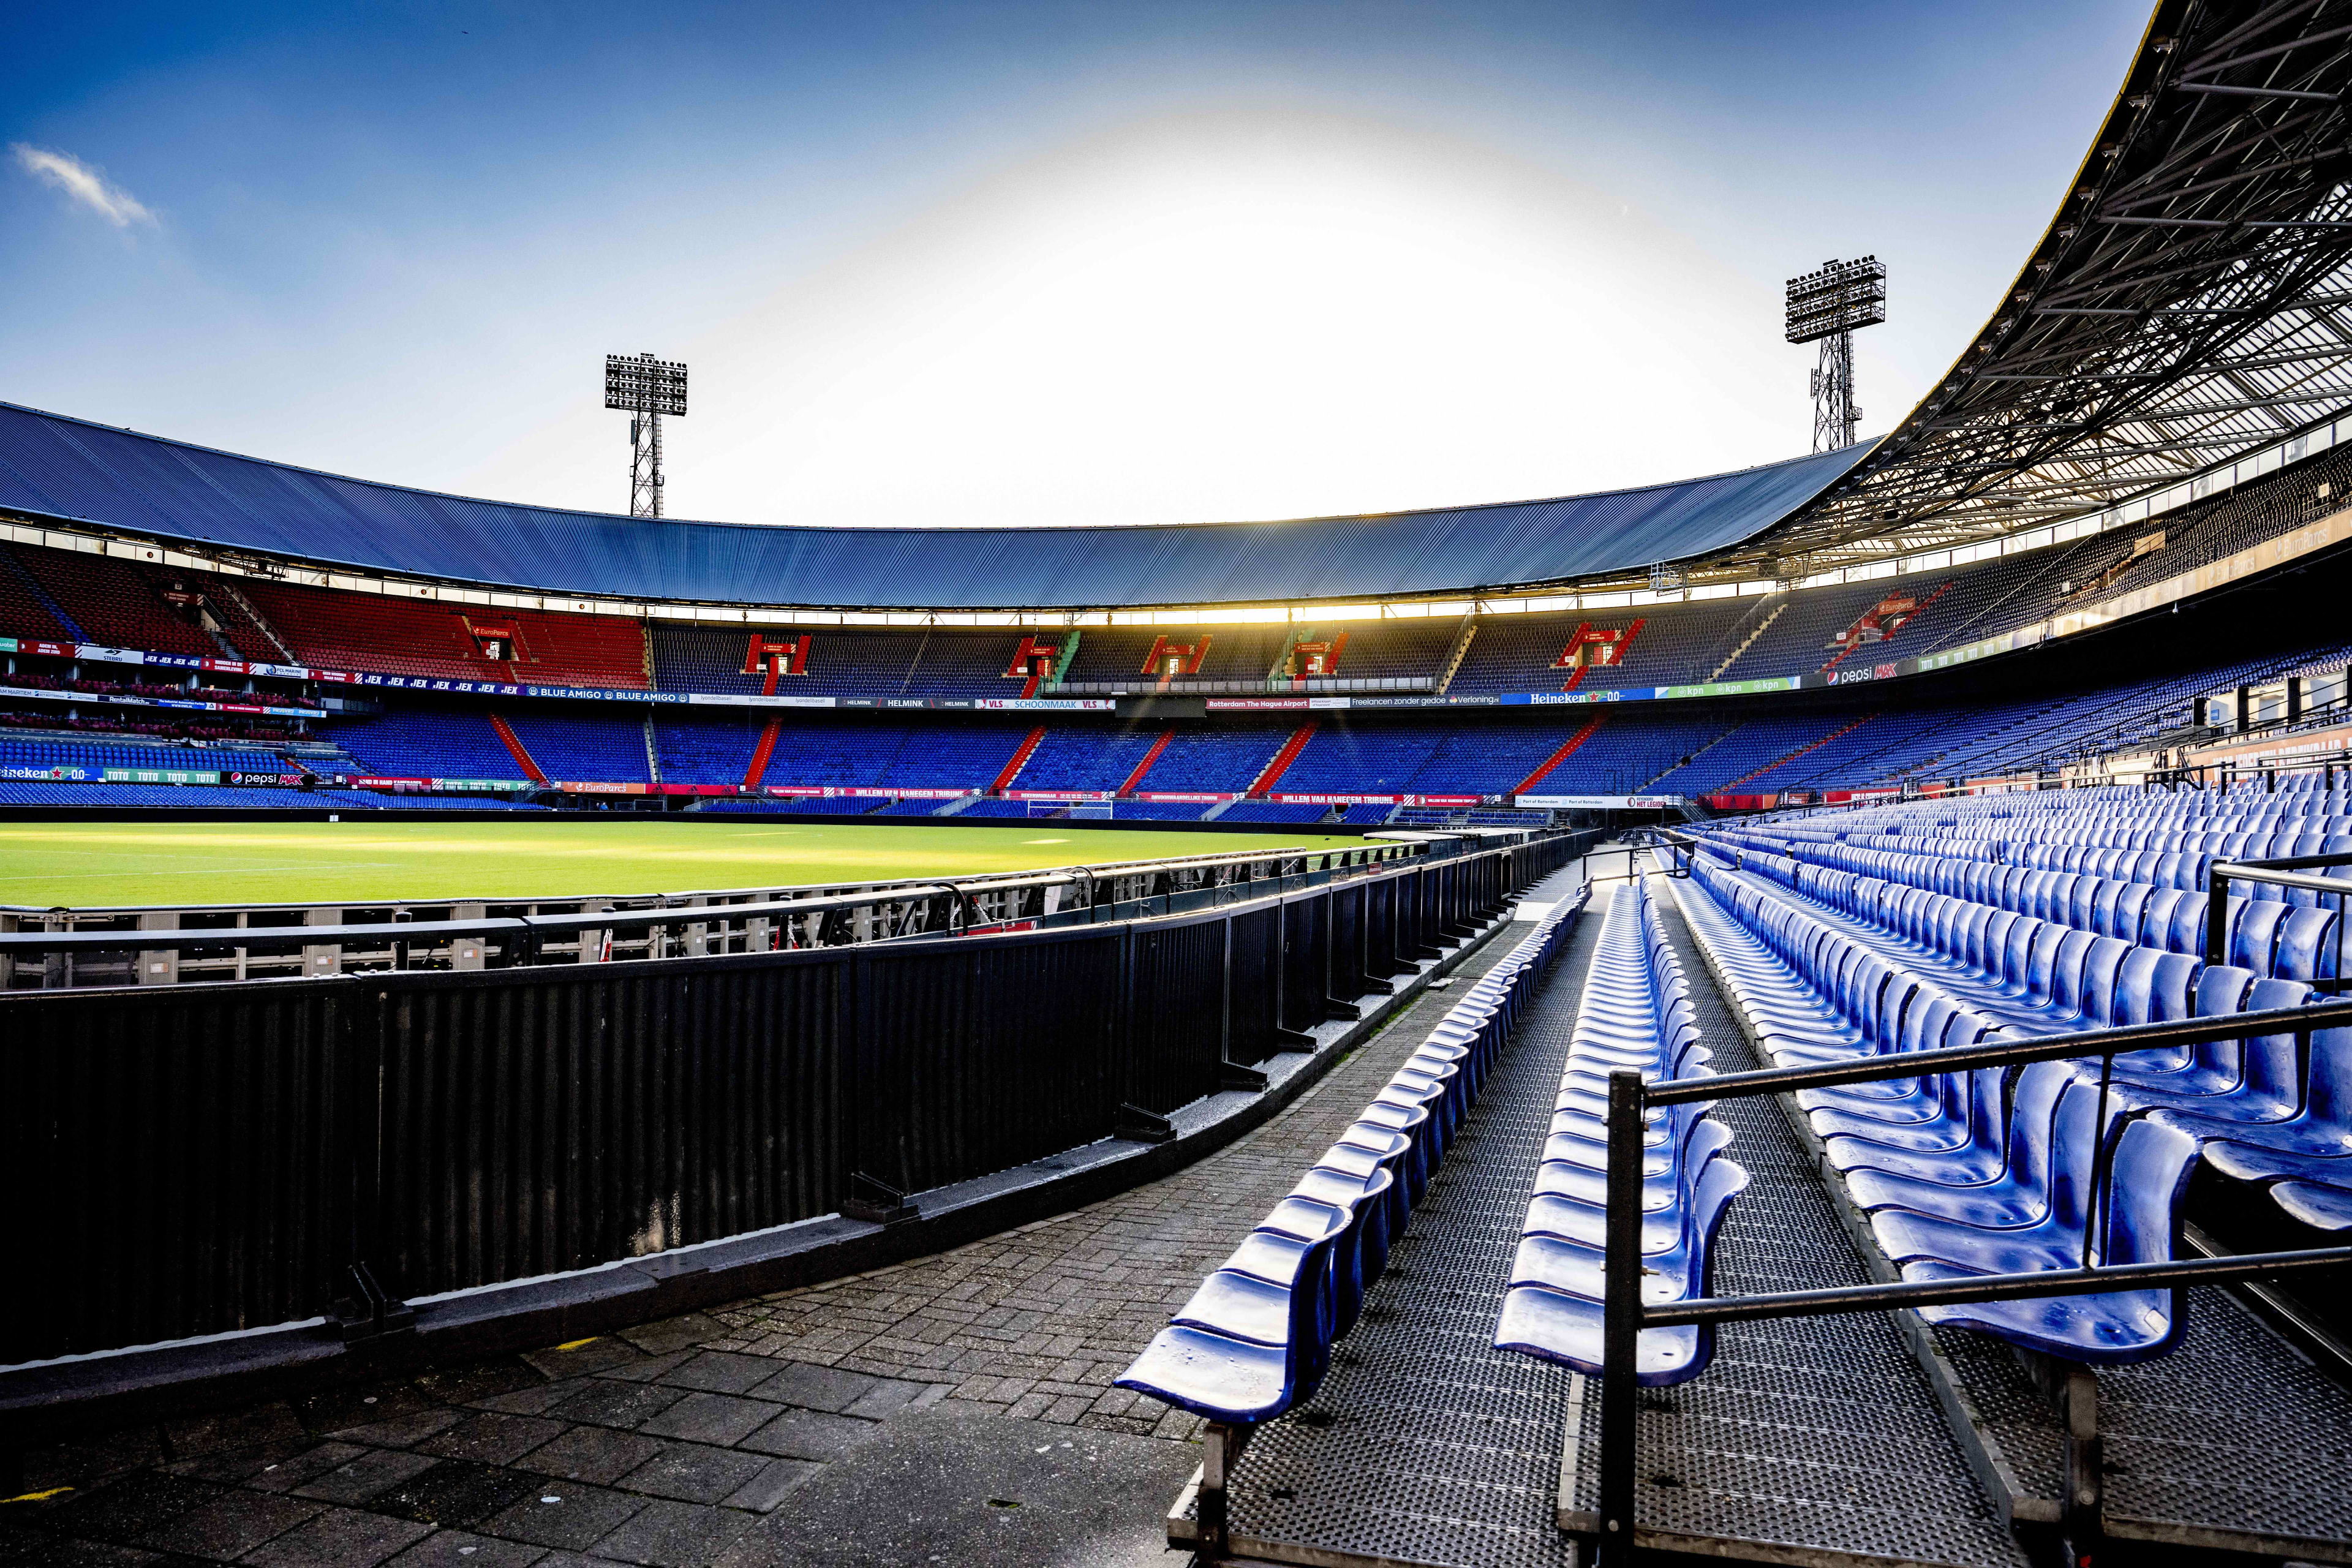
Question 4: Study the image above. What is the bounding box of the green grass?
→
[0,820,1378,909]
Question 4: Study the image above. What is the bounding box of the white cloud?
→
[12,144,155,228]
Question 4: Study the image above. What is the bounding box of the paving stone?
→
[47,1473,225,1545]
[742,1363,874,1414]
[540,1382,685,1431]
[296,1383,443,1436]
[366,1460,543,1530]
[167,1438,346,1488]
[582,1497,755,1567]
[289,1447,440,1504]
[417,1415,568,1467]
[135,1487,319,1556]
[614,1316,724,1357]
[520,1340,644,1381]
[514,1428,669,1487]
[381,1529,549,1566]
[633,1393,778,1447]
[328,1409,469,1449]
[652,1353,777,1396]
[480,1485,645,1551]
[612,1446,772,1505]
[161,1404,306,1460]
[719,1460,820,1513]
[241,1505,434,1567]
[412,1361,546,1408]
[589,1351,695,1385]
[838,1378,933,1420]
[735,1408,880,1462]
[468,1382,584,1418]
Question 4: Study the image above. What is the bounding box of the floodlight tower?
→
[604,352,688,518]
[1784,257,1886,453]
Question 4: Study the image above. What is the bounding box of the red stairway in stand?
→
[1118,731,1174,795]
[1510,716,1605,795]
[487,712,546,782]
[990,726,1049,791]
[742,718,782,787]
[1247,723,1317,797]
[1725,714,1877,790]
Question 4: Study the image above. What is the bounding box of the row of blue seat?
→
[1682,848,2352,1353]
[1116,888,1589,1425]
[1713,828,2342,984]
[1494,873,1748,1386]
[1683,854,2205,1363]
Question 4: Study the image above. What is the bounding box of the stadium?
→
[5,3,2352,1567]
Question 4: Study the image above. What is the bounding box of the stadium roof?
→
[9,1,2351,612]
[0,401,1868,611]
[1745,0,2352,580]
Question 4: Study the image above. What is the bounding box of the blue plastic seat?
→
[1910,1115,2199,1364]
[1494,1155,1748,1385]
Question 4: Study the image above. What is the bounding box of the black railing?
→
[2207,850,2351,993]
[1594,987,2352,1566]
[0,832,1589,1366]
[0,840,1446,989]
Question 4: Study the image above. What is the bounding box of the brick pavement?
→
[1,907,1553,1568]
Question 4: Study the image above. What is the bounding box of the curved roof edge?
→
[0,401,1870,611]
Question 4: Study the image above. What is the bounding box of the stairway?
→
[990,725,1048,792]
[1640,725,1740,791]
[1724,714,1877,791]
[1708,598,1785,680]
[211,579,300,663]
[1510,716,1605,794]
[487,713,548,782]
[742,717,782,788]
[1118,731,1174,795]
[1246,723,1317,797]
[1434,614,1478,695]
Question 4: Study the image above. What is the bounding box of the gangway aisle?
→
[1618,871,2026,1568]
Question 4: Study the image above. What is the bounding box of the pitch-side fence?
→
[0,832,1587,1366]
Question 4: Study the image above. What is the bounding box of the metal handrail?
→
[2207,851,2352,992]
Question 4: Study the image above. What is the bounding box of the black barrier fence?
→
[1,832,1588,1366]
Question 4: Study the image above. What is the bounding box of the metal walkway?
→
[1204,865,2026,1568]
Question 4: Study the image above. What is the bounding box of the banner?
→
[101,767,221,785]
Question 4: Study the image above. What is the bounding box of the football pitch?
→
[0,819,1378,908]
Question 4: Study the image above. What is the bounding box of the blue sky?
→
[3,2,2150,529]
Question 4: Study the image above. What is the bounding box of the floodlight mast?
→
[603,352,688,518]
[1784,257,1885,453]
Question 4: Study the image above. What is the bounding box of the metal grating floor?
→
[1218,867,1595,1568]
[1936,1293,2352,1559]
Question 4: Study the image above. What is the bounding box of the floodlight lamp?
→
[1784,256,1887,345]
